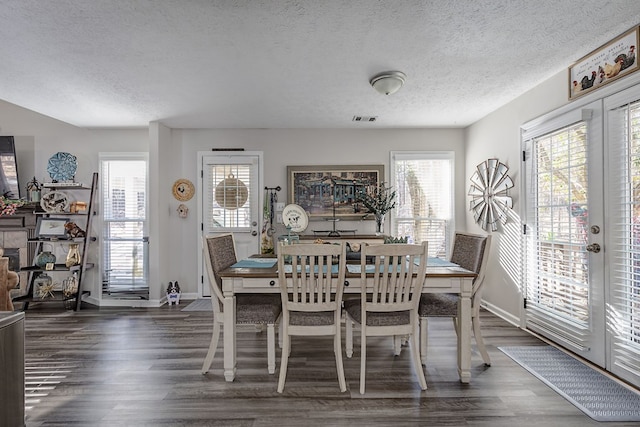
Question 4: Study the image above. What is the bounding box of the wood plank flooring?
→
[18,302,640,426]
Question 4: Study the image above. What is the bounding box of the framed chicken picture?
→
[569,26,638,100]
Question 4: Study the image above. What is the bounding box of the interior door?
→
[199,152,262,296]
[523,101,606,367]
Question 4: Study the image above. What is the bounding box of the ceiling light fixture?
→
[370,71,406,95]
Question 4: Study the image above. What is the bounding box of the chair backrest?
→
[449,232,492,298]
[277,242,346,314]
[360,241,429,315]
[203,233,238,312]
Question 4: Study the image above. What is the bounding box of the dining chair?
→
[201,233,282,375]
[276,241,347,393]
[344,242,429,394]
[418,232,492,366]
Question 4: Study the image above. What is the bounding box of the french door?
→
[523,100,606,366]
[198,152,262,297]
[524,91,640,388]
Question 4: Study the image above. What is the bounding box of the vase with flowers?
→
[357,182,397,235]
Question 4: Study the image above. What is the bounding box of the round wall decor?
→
[214,174,248,210]
[468,158,513,231]
[172,179,195,201]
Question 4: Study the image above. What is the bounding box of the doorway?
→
[198,151,263,297]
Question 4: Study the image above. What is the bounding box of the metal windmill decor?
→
[468,158,514,231]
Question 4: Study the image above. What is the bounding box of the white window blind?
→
[204,163,252,231]
[391,151,453,258]
[524,121,591,346]
[608,98,640,382]
[101,157,148,294]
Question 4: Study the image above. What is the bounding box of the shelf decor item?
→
[26,177,42,202]
[35,217,68,238]
[33,273,54,300]
[47,152,78,182]
[40,191,70,213]
[65,243,81,268]
[35,245,56,268]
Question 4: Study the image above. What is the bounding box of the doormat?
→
[499,345,640,422]
[181,299,212,312]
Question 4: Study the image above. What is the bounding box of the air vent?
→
[352,116,377,122]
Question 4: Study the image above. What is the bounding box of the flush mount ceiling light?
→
[370,71,406,95]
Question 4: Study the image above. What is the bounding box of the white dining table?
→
[218,257,476,383]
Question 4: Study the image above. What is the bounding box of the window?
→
[100,154,149,297]
[390,151,454,257]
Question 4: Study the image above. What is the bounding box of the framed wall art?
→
[569,26,639,100]
[287,165,383,219]
[35,217,68,238]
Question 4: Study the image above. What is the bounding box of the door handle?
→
[251,230,258,236]
[586,243,601,253]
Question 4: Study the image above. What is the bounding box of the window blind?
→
[608,99,640,382]
[204,163,252,232]
[101,158,148,293]
[524,121,591,348]
[391,152,453,258]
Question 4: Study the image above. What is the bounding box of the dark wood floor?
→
[19,301,640,426]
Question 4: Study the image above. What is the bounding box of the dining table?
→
[217,255,477,383]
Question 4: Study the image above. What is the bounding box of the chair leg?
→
[267,323,276,374]
[334,326,347,392]
[359,333,367,394]
[472,315,491,366]
[278,320,283,349]
[201,320,221,374]
[345,314,354,358]
[419,316,428,365]
[393,335,402,356]
[277,332,291,393]
[411,324,428,390]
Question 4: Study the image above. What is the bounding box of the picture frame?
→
[35,217,68,238]
[569,26,639,100]
[287,164,384,219]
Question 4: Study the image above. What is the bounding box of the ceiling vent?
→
[352,116,377,122]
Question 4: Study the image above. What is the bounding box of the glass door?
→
[523,101,606,366]
[100,154,149,299]
[198,152,262,297]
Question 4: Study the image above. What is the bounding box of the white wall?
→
[0,99,148,302]
[170,128,466,296]
[4,70,599,314]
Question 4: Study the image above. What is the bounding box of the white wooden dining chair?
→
[344,242,429,394]
[418,232,492,365]
[201,233,282,375]
[276,241,347,393]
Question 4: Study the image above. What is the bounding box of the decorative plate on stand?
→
[47,152,77,182]
[282,204,308,233]
[40,191,70,213]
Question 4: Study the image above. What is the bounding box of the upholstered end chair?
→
[201,234,282,376]
[418,232,492,366]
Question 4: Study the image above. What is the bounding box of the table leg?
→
[223,293,237,382]
[457,277,472,383]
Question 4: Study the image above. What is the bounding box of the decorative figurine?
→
[166,281,181,305]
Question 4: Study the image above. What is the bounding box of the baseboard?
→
[481,299,521,327]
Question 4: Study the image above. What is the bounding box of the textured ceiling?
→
[1,1,639,129]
